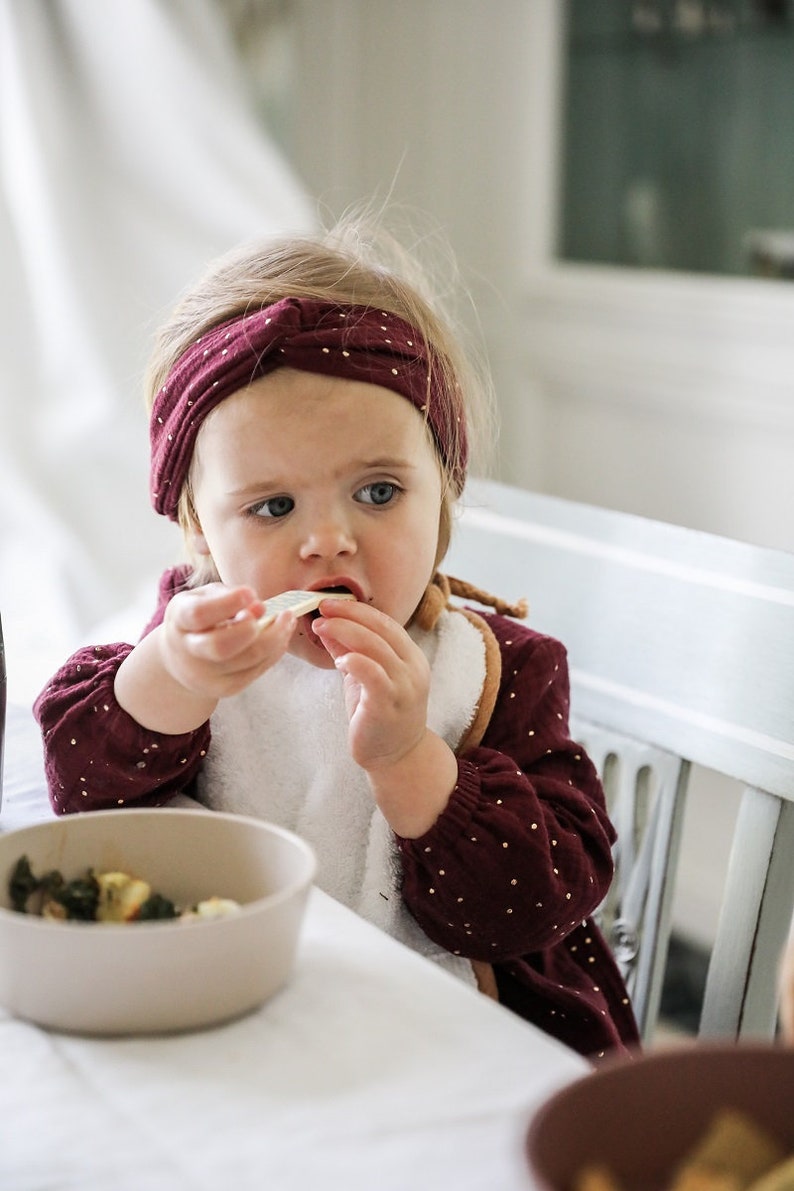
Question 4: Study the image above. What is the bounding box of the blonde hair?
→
[145,212,495,583]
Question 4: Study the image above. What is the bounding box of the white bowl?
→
[0,808,316,1035]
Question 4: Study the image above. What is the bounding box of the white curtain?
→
[0,0,314,702]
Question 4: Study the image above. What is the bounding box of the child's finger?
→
[314,598,412,649]
[171,585,261,633]
[312,613,413,676]
[312,615,393,668]
[187,608,295,664]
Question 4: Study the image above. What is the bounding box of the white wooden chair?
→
[0,614,5,811]
[446,479,794,1044]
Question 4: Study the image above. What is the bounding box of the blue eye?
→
[251,495,294,519]
[356,482,397,506]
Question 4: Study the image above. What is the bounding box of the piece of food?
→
[574,1164,623,1191]
[181,896,241,921]
[9,855,40,913]
[671,1168,743,1191]
[673,1110,787,1191]
[41,870,100,921]
[749,1158,794,1191]
[572,1109,791,1191]
[7,855,239,924]
[256,588,355,630]
[137,893,178,921]
[95,872,154,922]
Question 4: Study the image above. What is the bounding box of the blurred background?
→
[3,0,794,1024]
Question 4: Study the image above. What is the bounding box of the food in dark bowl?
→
[526,1043,794,1191]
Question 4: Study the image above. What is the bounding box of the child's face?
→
[189,368,444,669]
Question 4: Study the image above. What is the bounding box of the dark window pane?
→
[558,0,794,278]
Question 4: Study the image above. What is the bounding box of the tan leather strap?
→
[413,571,528,632]
[455,609,502,754]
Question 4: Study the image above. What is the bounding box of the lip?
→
[307,577,366,603]
[299,578,366,649]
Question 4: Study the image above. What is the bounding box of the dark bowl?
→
[526,1042,794,1191]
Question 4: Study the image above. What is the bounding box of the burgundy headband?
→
[150,296,467,520]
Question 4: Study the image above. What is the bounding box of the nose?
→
[298,511,357,562]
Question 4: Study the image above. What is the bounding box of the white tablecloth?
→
[0,705,588,1190]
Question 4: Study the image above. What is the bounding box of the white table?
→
[0,704,588,1190]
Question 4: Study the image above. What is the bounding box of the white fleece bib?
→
[197,608,486,982]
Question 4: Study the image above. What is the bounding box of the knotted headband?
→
[150,296,468,520]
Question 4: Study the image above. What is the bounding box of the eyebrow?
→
[228,457,419,498]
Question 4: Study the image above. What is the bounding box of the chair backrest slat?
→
[701,790,794,1038]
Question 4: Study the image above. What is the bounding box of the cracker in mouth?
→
[256,589,355,630]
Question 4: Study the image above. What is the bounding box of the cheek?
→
[194,521,264,587]
[386,511,440,591]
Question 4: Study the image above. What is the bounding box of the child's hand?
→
[312,599,429,767]
[115,583,296,735]
[312,600,458,837]
[159,583,296,701]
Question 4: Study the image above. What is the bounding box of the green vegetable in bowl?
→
[9,855,40,913]
[10,855,100,919]
[7,855,238,924]
[137,893,178,921]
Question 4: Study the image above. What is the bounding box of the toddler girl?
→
[35,218,639,1059]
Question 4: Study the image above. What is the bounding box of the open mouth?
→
[306,585,356,623]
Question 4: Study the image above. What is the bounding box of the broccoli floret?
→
[137,893,178,921]
[48,871,100,921]
[8,855,39,913]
